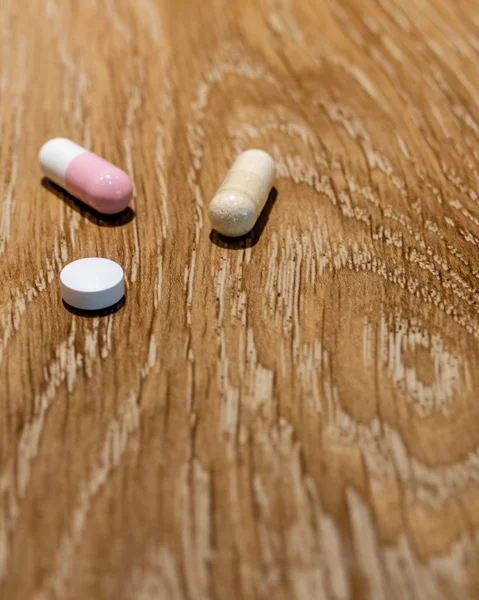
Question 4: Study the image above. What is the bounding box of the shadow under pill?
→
[62,295,125,318]
[209,187,278,250]
[42,178,135,227]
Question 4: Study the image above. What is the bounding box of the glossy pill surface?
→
[208,149,275,237]
[39,138,133,214]
[60,258,124,311]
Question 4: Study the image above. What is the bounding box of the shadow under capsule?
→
[209,187,278,250]
[41,177,135,227]
[62,295,126,318]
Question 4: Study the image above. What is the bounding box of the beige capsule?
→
[208,150,276,237]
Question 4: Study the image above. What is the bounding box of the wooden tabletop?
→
[2,0,479,598]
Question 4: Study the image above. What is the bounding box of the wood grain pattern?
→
[1,0,479,597]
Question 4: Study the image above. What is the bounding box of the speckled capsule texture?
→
[208,150,275,237]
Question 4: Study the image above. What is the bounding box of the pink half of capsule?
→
[39,138,133,215]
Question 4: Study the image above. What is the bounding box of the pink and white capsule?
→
[39,138,133,214]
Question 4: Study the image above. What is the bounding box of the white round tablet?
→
[60,258,124,311]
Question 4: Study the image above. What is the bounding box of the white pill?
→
[60,258,124,311]
[208,149,276,237]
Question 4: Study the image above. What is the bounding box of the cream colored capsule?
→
[208,150,276,237]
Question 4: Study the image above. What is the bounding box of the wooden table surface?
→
[1,0,479,598]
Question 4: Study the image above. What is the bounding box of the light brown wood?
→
[2,0,479,597]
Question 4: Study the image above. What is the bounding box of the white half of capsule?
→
[208,150,276,237]
[39,138,87,187]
